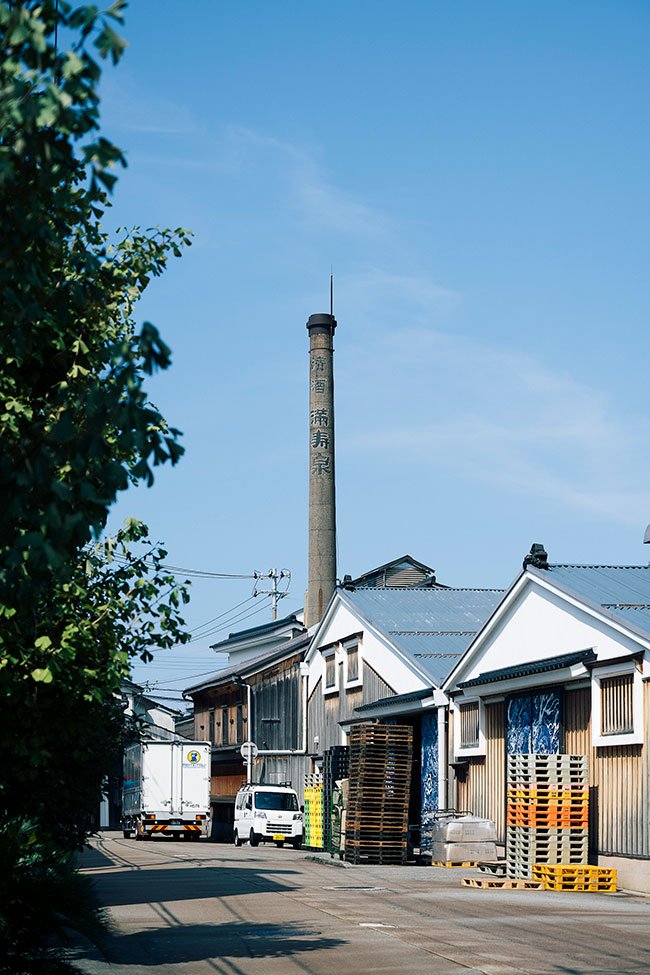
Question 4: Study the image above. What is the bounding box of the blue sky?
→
[99,1,650,702]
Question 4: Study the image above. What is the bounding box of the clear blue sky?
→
[99,1,650,702]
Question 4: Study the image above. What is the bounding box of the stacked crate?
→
[506,754,588,880]
[345,723,413,865]
[303,773,324,849]
[323,746,349,853]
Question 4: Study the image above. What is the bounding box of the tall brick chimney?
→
[305,312,337,627]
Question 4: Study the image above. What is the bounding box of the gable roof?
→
[532,564,650,638]
[443,562,650,692]
[209,610,305,651]
[343,555,445,589]
[185,632,310,695]
[342,587,504,686]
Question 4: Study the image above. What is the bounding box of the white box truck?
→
[122,739,211,840]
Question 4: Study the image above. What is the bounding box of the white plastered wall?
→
[452,579,650,689]
[306,595,431,698]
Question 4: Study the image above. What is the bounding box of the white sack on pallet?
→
[429,816,497,844]
[431,840,497,862]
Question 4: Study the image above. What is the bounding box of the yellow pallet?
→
[532,864,616,891]
[431,860,478,868]
[462,878,545,890]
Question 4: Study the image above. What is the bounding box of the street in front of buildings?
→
[70,834,650,975]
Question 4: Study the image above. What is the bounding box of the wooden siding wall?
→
[193,686,247,748]
[307,661,396,753]
[456,702,506,841]
[564,685,649,858]
[249,657,301,751]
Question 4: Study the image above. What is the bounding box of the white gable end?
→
[306,593,432,698]
[451,576,650,690]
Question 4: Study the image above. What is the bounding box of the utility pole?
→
[253,568,291,621]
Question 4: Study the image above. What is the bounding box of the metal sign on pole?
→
[240,741,258,784]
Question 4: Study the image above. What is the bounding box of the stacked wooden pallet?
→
[345,723,413,865]
[506,754,589,880]
[304,776,324,849]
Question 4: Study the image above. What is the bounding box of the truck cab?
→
[233,784,303,848]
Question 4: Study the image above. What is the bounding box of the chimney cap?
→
[307,312,337,333]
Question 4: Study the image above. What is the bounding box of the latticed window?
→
[601,674,634,735]
[221,705,229,745]
[325,654,336,688]
[347,646,359,682]
[236,703,243,743]
[459,701,480,748]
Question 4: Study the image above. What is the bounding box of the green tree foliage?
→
[0,0,192,861]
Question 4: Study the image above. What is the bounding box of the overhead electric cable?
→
[108,552,255,580]
[188,595,258,634]
[183,596,274,645]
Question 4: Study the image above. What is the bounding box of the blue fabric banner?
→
[421,711,439,826]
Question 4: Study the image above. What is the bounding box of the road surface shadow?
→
[89,865,300,907]
[70,921,345,966]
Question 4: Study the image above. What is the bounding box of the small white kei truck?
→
[233,783,303,848]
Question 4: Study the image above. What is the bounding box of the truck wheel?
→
[292,838,302,850]
[275,841,284,848]
[233,830,242,847]
[249,830,260,847]
[122,830,132,839]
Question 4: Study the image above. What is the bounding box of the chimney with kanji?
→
[305,312,337,627]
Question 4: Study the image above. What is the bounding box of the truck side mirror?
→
[300,804,304,813]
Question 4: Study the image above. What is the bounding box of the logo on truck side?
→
[187,751,201,764]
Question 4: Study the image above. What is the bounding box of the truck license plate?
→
[272,833,285,841]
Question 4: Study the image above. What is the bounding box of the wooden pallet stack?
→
[506,754,589,880]
[303,773,323,849]
[345,723,413,865]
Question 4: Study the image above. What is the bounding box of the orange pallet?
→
[507,812,588,827]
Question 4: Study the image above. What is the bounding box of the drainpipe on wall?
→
[232,676,252,784]
[434,689,448,810]
[255,662,310,757]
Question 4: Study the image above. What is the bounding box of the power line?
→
[109,552,255,580]
[188,595,258,634]
[183,595,274,646]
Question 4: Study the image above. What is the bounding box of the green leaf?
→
[31,668,54,684]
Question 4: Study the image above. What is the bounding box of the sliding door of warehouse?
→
[506,689,562,754]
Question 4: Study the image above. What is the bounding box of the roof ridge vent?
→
[523,543,549,571]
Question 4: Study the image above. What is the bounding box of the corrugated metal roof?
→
[458,648,597,689]
[344,587,503,686]
[346,587,503,632]
[209,610,304,650]
[185,632,310,695]
[535,564,650,638]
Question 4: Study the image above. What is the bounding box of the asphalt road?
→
[70,833,650,975]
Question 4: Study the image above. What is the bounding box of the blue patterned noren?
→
[507,695,532,754]
[507,691,561,754]
[421,711,439,826]
[532,691,560,753]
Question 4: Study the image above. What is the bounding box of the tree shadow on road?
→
[71,921,345,967]
[88,865,300,907]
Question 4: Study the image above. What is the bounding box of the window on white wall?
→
[601,674,634,735]
[347,646,359,682]
[592,661,643,746]
[459,701,480,748]
[453,696,485,757]
[325,653,336,691]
